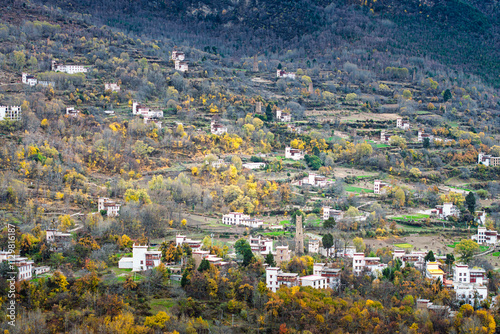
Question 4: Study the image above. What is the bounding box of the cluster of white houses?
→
[0,106,22,121]
[22,72,54,87]
[51,60,88,74]
[132,101,163,128]
[478,152,500,167]
[266,263,341,292]
[292,173,333,188]
[222,212,264,228]
[275,109,291,122]
[172,51,188,72]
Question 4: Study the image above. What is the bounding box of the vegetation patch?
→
[345,186,374,193]
[394,243,413,248]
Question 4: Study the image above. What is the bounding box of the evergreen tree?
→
[323,217,336,229]
[423,137,430,148]
[198,259,210,272]
[424,250,435,262]
[443,89,452,102]
[266,104,273,121]
[466,191,476,213]
[235,239,255,266]
[322,233,334,256]
[265,253,275,267]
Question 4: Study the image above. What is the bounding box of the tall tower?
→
[252,55,259,72]
[295,214,304,255]
[255,101,262,114]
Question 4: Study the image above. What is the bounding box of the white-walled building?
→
[171,51,185,61]
[175,235,202,250]
[248,236,273,255]
[118,244,162,271]
[276,70,296,79]
[475,211,487,225]
[322,207,344,221]
[52,60,88,74]
[66,107,80,117]
[222,212,264,228]
[242,162,266,170]
[293,174,333,188]
[472,227,498,245]
[105,83,120,92]
[211,159,227,169]
[374,180,388,194]
[22,72,37,86]
[396,118,410,130]
[392,249,426,269]
[98,197,121,217]
[431,202,460,219]
[313,263,341,289]
[0,106,22,121]
[309,239,320,254]
[380,131,393,143]
[266,267,299,292]
[276,109,291,122]
[144,116,162,129]
[211,120,227,135]
[478,152,500,167]
[300,275,328,289]
[9,256,34,281]
[285,147,304,160]
[418,130,434,143]
[352,253,387,276]
[175,60,188,72]
[452,263,488,304]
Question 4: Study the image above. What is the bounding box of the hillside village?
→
[0,1,500,333]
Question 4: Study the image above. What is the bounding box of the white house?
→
[309,239,320,254]
[276,69,296,79]
[52,60,88,74]
[431,202,460,219]
[11,256,34,281]
[175,60,188,72]
[0,106,22,121]
[380,131,393,143]
[478,152,500,167]
[118,244,162,271]
[211,159,227,169]
[453,264,486,285]
[266,267,299,292]
[425,261,445,281]
[144,116,162,129]
[300,275,328,289]
[276,109,291,122]
[98,197,121,217]
[33,266,50,276]
[452,263,488,304]
[293,174,333,188]
[374,180,388,195]
[222,212,264,228]
[22,72,37,86]
[475,211,487,225]
[323,207,343,221]
[248,236,273,255]
[417,130,434,143]
[352,253,387,276]
[396,118,410,130]
[242,162,266,170]
[211,120,227,135]
[285,147,304,160]
[472,227,498,245]
[105,83,121,92]
[66,107,80,117]
[392,249,426,270]
[171,51,185,61]
[175,235,202,250]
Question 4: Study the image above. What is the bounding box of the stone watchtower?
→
[295,214,304,255]
[252,55,259,72]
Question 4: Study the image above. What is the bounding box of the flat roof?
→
[300,275,325,281]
